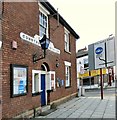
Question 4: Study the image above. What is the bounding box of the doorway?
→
[41,74,46,106]
[40,63,50,106]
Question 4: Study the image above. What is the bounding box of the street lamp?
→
[33,35,50,63]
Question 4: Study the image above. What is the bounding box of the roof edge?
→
[40,1,80,39]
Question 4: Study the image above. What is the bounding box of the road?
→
[37,88,116,119]
[85,87,115,97]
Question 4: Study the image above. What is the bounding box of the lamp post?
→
[33,35,50,63]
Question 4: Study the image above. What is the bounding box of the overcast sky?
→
[48,0,116,51]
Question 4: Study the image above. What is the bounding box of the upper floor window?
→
[84,58,89,70]
[39,3,49,38]
[64,28,70,52]
[39,12,47,38]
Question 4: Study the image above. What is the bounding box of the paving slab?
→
[36,88,115,119]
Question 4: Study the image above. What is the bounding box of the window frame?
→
[65,66,70,87]
[39,3,50,39]
[32,70,42,96]
[64,61,71,87]
[64,27,70,52]
[84,58,89,70]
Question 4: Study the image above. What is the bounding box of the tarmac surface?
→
[36,87,116,119]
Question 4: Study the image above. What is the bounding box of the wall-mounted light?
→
[33,35,50,63]
[0,41,2,49]
[56,59,60,67]
[56,63,59,67]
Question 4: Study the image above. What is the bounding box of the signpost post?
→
[100,68,103,100]
[95,44,104,99]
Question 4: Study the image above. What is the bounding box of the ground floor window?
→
[32,70,41,95]
[83,78,90,85]
[91,78,94,85]
[65,66,71,87]
[83,77,94,86]
[34,73,40,92]
[64,61,71,87]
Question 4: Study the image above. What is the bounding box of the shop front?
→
[78,68,107,89]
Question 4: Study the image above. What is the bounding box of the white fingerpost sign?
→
[88,36,116,70]
[106,37,116,67]
[94,40,105,69]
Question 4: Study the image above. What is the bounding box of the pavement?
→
[36,87,116,119]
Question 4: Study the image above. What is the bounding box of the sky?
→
[48,0,116,51]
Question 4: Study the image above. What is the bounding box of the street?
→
[37,88,116,119]
[85,87,115,97]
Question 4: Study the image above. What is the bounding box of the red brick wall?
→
[2,2,41,118]
[2,2,77,118]
[0,11,2,119]
[49,17,77,102]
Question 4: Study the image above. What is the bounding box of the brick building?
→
[0,1,79,118]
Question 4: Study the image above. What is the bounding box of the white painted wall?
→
[77,55,88,88]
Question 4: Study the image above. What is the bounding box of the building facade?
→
[76,47,110,89]
[0,1,79,118]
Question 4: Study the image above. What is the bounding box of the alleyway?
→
[37,88,115,119]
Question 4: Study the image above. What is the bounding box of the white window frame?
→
[65,66,70,87]
[39,3,50,39]
[47,71,56,90]
[32,69,56,94]
[32,70,42,94]
[64,61,71,87]
[64,27,70,52]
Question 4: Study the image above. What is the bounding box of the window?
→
[34,73,39,92]
[84,58,89,70]
[39,12,47,38]
[10,64,28,97]
[64,61,71,87]
[39,4,49,38]
[65,66,71,87]
[64,28,70,52]
[32,70,41,96]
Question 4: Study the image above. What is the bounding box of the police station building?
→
[0,1,79,118]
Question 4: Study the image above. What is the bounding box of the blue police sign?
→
[95,47,103,54]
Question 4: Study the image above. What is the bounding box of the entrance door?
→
[41,74,46,106]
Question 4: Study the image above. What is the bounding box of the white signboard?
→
[94,40,105,69]
[94,37,115,69]
[106,37,116,67]
[20,32,60,54]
